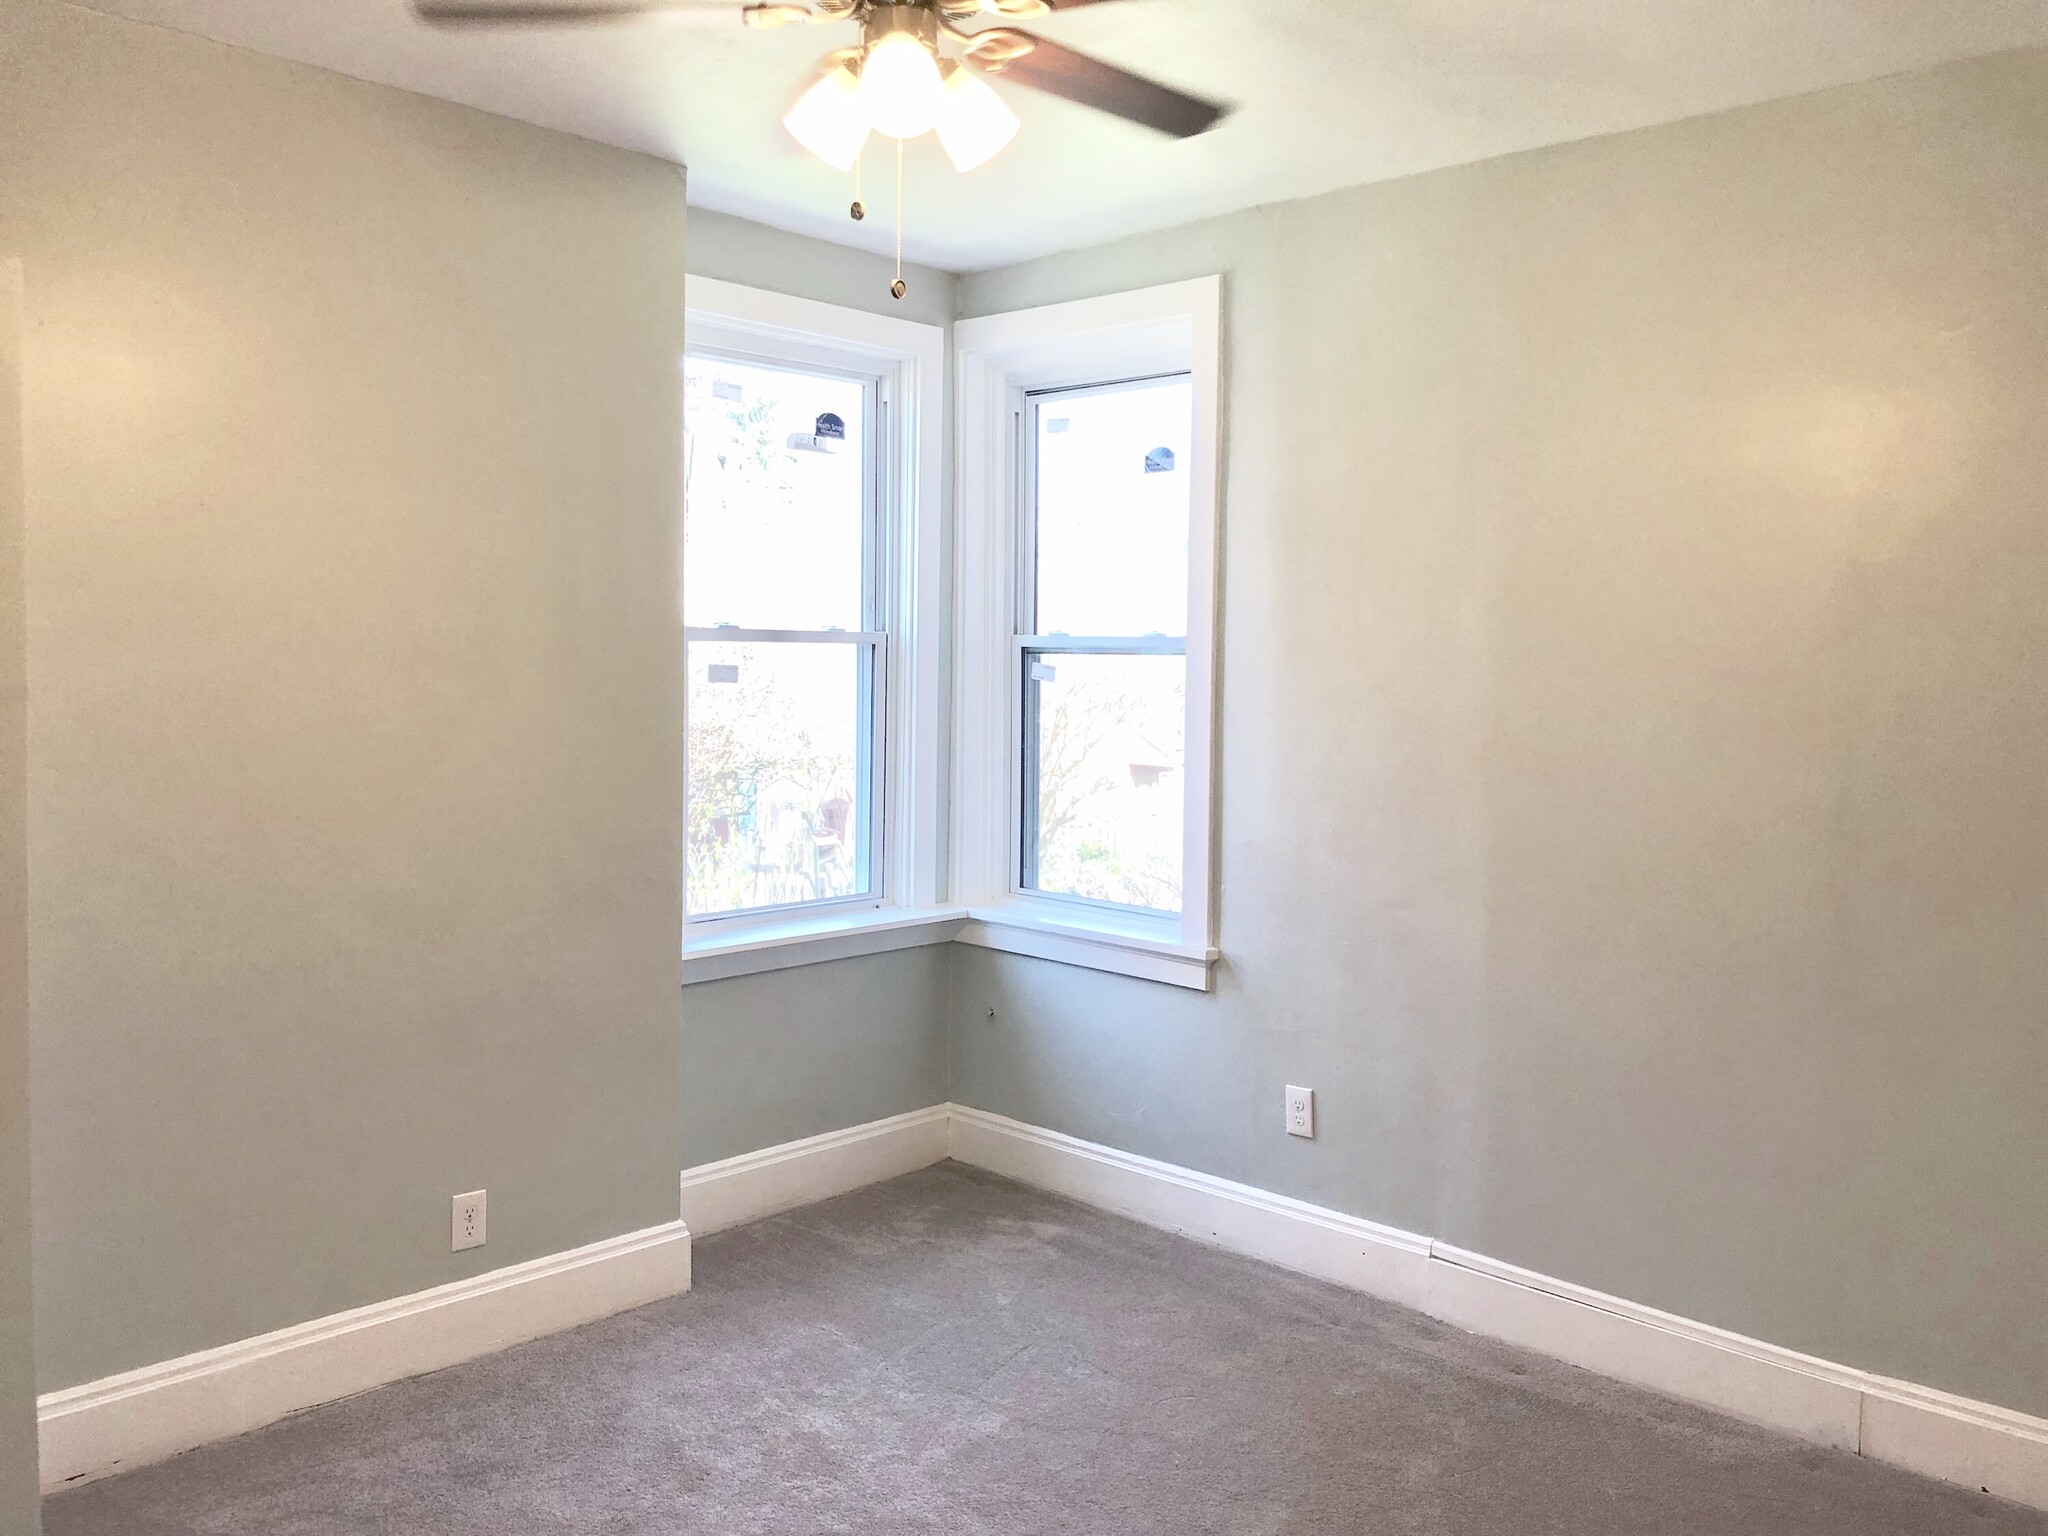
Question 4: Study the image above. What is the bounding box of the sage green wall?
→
[952,51,2048,1415]
[687,207,957,331]
[1,0,689,1390]
[678,215,956,1170]
[1,261,38,1536]
[680,948,949,1168]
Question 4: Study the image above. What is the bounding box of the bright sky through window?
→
[684,355,879,920]
[1034,379,1193,638]
[684,357,867,633]
[1021,375,1194,915]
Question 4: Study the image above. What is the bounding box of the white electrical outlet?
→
[1285,1086,1315,1139]
[452,1190,486,1252]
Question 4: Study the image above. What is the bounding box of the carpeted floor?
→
[44,1162,2047,1535]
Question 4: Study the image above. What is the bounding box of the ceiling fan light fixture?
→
[857,28,948,139]
[784,63,870,170]
[936,63,1020,172]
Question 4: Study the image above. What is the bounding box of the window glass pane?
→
[1024,651,1184,914]
[687,640,871,917]
[1033,377,1192,638]
[684,356,867,631]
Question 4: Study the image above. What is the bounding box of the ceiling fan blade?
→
[974,36,1227,138]
[414,1,748,26]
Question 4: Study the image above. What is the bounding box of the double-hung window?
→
[1018,377,1194,911]
[685,352,879,916]
[954,278,1223,990]
[682,280,944,979]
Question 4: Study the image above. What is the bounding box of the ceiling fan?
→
[413,0,1231,297]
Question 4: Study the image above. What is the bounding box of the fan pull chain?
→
[891,139,907,301]
[850,145,865,224]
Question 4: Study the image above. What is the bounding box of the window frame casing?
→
[952,277,1223,990]
[682,278,947,979]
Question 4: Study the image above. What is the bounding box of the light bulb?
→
[784,65,870,171]
[858,32,947,140]
[936,63,1020,172]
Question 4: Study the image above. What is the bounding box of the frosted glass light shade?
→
[936,64,1020,171]
[784,66,870,170]
[858,32,947,140]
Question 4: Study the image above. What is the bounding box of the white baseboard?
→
[41,1106,2048,1515]
[945,1104,2048,1513]
[1423,1242,1865,1451]
[38,1107,945,1493]
[677,1105,950,1238]
[1857,1377,2048,1511]
[38,1218,691,1493]
[946,1105,1433,1310]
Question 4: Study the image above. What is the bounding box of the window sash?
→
[682,345,890,927]
[684,631,886,925]
[1017,374,1192,641]
[1011,374,1194,917]
[683,348,885,635]
[1013,637,1188,911]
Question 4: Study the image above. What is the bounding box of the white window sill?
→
[682,902,1219,990]
[683,906,968,985]
[956,903,1219,992]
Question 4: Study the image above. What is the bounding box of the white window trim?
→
[952,276,1223,991]
[682,277,947,984]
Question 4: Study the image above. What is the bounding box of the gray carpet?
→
[45,1162,2046,1534]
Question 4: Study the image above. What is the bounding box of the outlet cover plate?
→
[452,1190,486,1252]
[1286,1086,1315,1139]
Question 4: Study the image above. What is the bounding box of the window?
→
[1020,377,1193,914]
[679,277,1215,987]
[682,280,945,980]
[954,278,1222,990]
[685,355,879,917]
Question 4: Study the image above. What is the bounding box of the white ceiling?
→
[77,0,2048,270]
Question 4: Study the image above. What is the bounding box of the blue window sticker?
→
[1144,446,1177,474]
[814,412,846,442]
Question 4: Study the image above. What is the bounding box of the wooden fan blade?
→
[976,36,1227,138]
[414,1,746,26]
